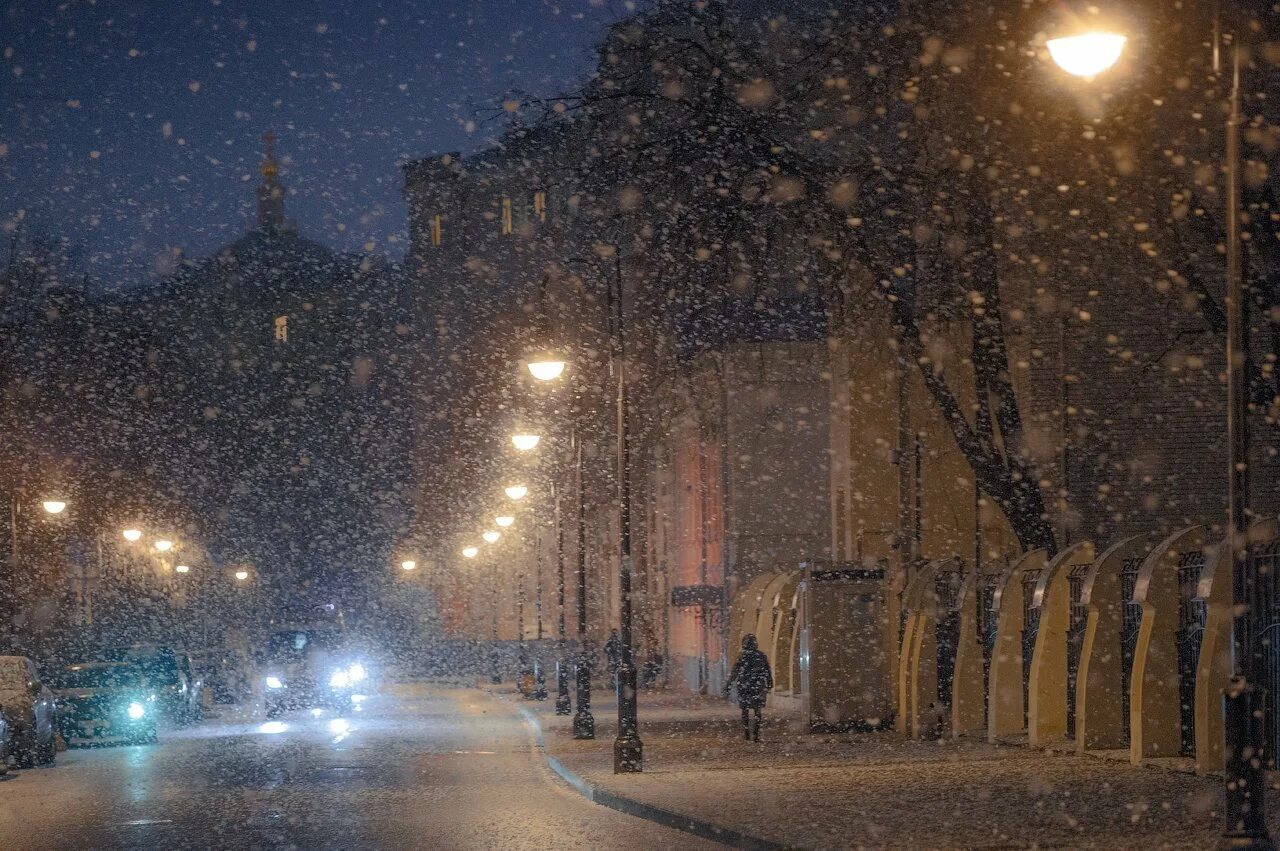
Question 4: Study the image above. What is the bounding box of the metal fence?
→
[979,572,1001,727]
[1252,540,1280,766]
[1065,563,1091,739]
[1176,551,1207,757]
[935,569,962,708]
[1021,568,1043,726]
[1119,556,1143,739]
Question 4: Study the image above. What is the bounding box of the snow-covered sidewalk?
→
[498,683,1280,850]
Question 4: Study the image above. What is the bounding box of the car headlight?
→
[127,702,146,720]
[329,670,350,688]
[347,663,365,683]
[265,676,284,690]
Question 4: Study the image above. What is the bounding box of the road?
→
[0,683,717,850]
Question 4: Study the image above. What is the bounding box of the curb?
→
[516,705,796,851]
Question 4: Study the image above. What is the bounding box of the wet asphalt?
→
[0,682,714,850]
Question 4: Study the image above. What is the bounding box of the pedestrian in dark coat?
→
[603,629,622,685]
[727,634,773,741]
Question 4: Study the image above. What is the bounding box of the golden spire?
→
[256,130,286,232]
[261,130,279,180]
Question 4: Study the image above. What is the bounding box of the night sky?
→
[1,0,623,285]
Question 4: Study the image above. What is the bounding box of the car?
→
[51,661,159,745]
[0,656,56,767]
[105,645,202,724]
[261,625,368,717]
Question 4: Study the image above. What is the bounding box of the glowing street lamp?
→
[122,528,143,542]
[175,564,191,574]
[511,433,541,452]
[495,515,515,528]
[526,357,566,382]
[41,500,67,515]
[482,530,501,545]
[234,569,250,582]
[154,539,174,553]
[1046,32,1126,78]
[462,546,479,559]
[401,560,417,571]
[505,484,528,501]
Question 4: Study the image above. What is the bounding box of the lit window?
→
[432,214,442,246]
[501,196,513,235]
[533,190,547,223]
[274,314,288,343]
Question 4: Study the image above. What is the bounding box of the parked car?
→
[0,656,56,767]
[51,661,159,745]
[105,645,202,724]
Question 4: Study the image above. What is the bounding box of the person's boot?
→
[752,719,760,742]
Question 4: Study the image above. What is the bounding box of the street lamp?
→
[234,569,249,582]
[1047,20,1267,846]
[482,530,501,545]
[1046,32,1126,78]
[495,515,515,528]
[154,539,174,553]
[505,484,528,501]
[462,546,479,559]
[122,528,142,542]
[511,433,541,452]
[526,356,566,382]
[175,564,191,574]
[41,500,67,515]
[401,560,417,571]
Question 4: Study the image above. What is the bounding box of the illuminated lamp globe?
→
[511,433,541,452]
[504,484,528,501]
[462,546,479,559]
[526,358,566,382]
[401,560,417,571]
[122,528,143,542]
[234,569,250,581]
[482,530,501,544]
[1046,32,1126,78]
[42,500,67,515]
[154,539,174,552]
[495,515,515,528]
[175,564,191,574]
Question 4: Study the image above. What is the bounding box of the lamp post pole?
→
[608,247,642,774]
[490,560,501,684]
[1220,41,1271,849]
[572,427,595,739]
[554,476,572,714]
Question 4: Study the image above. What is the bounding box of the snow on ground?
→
[514,685,1274,850]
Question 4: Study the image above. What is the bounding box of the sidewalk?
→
[495,682,1279,850]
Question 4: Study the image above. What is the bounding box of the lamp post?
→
[1047,23,1268,847]
[601,244,642,773]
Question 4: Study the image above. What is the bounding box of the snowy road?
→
[0,683,715,850]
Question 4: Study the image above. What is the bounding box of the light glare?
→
[495,515,514,528]
[1047,32,1126,78]
[122,528,143,542]
[527,359,566,382]
[482,530,500,544]
[504,484,528,501]
[154,539,174,552]
[462,546,479,559]
[401,559,417,571]
[511,433,541,451]
[42,500,67,515]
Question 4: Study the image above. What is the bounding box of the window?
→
[431,214,443,246]
[274,314,288,343]
[533,190,546,223]
[501,196,513,235]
